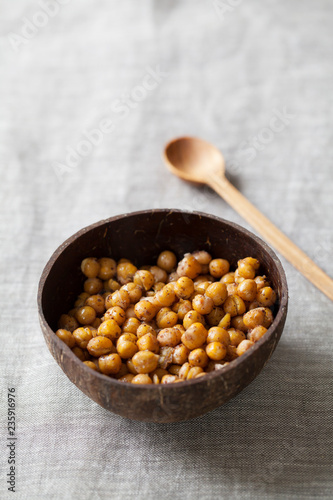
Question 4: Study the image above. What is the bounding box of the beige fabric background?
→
[1,0,332,498]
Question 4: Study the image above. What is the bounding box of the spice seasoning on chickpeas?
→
[56,251,277,384]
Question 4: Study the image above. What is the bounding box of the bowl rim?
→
[38,208,288,390]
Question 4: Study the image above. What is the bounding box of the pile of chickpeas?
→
[56,250,277,384]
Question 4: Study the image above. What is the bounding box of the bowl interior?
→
[41,210,286,333]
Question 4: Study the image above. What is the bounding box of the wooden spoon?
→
[163,136,333,301]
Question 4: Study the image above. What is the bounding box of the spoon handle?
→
[208,174,333,301]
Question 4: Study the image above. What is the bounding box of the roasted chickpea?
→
[206,342,227,361]
[187,367,204,380]
[136,323,156,339]
[84,278,103,295]
[236,279,257,302]
[150,266,168,283]
[231,315,247,332]
[104,306,126,325]
[75,306,96,325]
[179,362,191,379]
[98,353,122,375]
[181,322,208,350]
[228,328,246,346]
[83,360,98,371]
[234,269,245,284]
[174,277,195,300]
[193,281,211,295]
[183,310,205,330]
[209,258,230,278]
[206,307,225,327]
[237,260,256,279]
[98,319,121,341]
[192,250,212,265]
[126,358,139,375]
[161,375,180,384]
[137,333,159,353]
[218,313,231,329]
[223,295,246,317]
[134,299,158,322]
[132,374,153,384]
[168,364,182,376]
[241,257,260,270]
[98,257,116,280]
[74,292,90,308]
[156,308,178,329]
[151,367,169,380]
[225,345,238,361]
[205,282,228,306]
[106,278,121,292]
[220,272,235,285]
[227,283,238,296]
[243,307,273,329]
[157,250,177,272]
[207,327,230,346]
[119,373,135,383]
[172,299,192,321]
[192,294,214,315]
[256,287,277,307]
[248,326,267,342]
[236,340,254,356]
[158,346,174,369]
[110,289,130,310]
[254,275,270,290]
[85,294,105,315]
[157,327,180,347]
[133,270,155,290]
[188,348,208,368]
[172,344,190,365]
[81,257,100,279]
[132,351,159,374]
[177,254,202,279]
[73,327,94,349]
[87,336,113,357]
[58,314,79,332]
[56,329,75,348]
[122,317,141,334]
[122,283,143,303]
[72,346,89,361]
[117,261,137,285]
[154,284,177,307]
[125,305,137,318]
[117,339,138,359]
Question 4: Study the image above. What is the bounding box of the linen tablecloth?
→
[1,0,332,498]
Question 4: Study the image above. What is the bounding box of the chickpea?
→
[150,266,168,283]
[209,258,230,278]
[161,375,180,384]
[151,367,169,380]
[97,257,116,280]
[169,364,181,376]
[72,346,89,361]
[226,345,238,361]
[256,287,277,307]
[56,329,75,348]
[237,260,256,279]
[174,277,195,300]
[125,305,137,318]
[205,282,228,306]
[134,299,158,322]
[206,342,227,361]
[248,326,267,342]
[133,270,155,290]
[98,353,122,375]
[126,358,139,375]
[87,336,113,357]
[73,327,94,349]
[98,319,121,341]
[231,315,247,332]
[172,299,192,321]
[157,250,177,272]
[157,327,180,347]
[179,362,190,379]
[254,275,269,290]
[227,283,238,296]
[75,306,96,325]
[117,261,137,285]
[223,295,246,317]
[85,294,105,315]
[117,339,138,359]
[243,307,273,329]
[83,360,98,371]
[81,257,100,279]
[137,333,159,353]
[104,306,126,325]
[192,294,214,315]
[173,323,185,337]
[84,278,103,295]
[192,250,212,265]
[183,310,205,330]
[110,289,130,310]
[248,300,261,310]
[117,333,137,344]
[75,292,90,308]
[132,374,153,384]
[122,283,143,303]
[207,327,230,346]
[206,307,225,327]
[106,278,121,292]
[122,317,140,334]
[156,308,178,329]
[181,322,208,350]
[236,279,257,302]
[194,281,211,295]
[188,348,208,368]
[218,313,231,330]
[236,340,254,356]
[220,272,235,285]
[153,282,165,293]
[234,269,245,284]
[119,373,135,383]
[168,271,179,283]
[177,254,202,279]
[132,351,159,374]
[187,367,204,380]
[172,344,189,365]
[136,323,156,339]
[194,274,214,284]
[158,346,174,369]
[228,328,246,346]
[154,284,177,307]
[58,314,79,332]
[241,257,260,270]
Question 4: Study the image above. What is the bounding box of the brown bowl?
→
[38,209,288,423]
